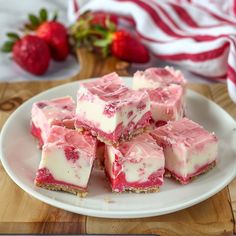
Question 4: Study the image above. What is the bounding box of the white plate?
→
[1,77,236,218]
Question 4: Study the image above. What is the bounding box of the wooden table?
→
[0,60,236,235]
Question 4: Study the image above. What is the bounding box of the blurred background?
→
[1,0,236,101]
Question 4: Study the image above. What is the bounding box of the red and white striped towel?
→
[68,0,236,102]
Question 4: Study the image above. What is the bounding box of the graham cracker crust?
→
[114,186,160,194]
[77,126,149,146]
[164,161,216,184]
[116,127,149,145]
[35,182,87,197]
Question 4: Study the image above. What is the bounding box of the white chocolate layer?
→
[76,93,150,133]
[36,126,97,188]
[164,141,217,178]
[40,145,93,187]
[148,84,184,123]
[31,96,75,142]
[105,134,165,183]
[133,74,162,90]
[151,118,218,180]
[76,73,150,134]
[133,66,186,90]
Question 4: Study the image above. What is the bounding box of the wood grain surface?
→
[0,51,235,235]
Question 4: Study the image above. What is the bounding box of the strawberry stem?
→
[24,8,59,32]
[52,11,58,21]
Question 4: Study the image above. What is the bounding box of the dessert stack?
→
[31,66,218,197]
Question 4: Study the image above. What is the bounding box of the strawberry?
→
[64,146,79,162]
[2,34,51,75]
[70,11,150,63]
[25,8,69,61]
[37,21,69,61]
[90,12,118,29]
[111,30,149,63]
[70,11,118,54]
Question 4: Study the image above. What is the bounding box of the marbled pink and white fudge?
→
[133,66,186,90]
[104,133,165,193]
[148,84,184,127]
[31,96,75,148]
[150,118,218,184]
[75,72,151,145]
[34,126,97,196]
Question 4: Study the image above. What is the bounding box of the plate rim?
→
[1,77,236,218]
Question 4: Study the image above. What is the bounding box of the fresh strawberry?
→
[14,35,51,75]
[37,21,69,61]
[25,8,69,61]
[111,30,149,63]
[2,33,51,75]
[90,12,118,28]
[70,10,118,55]
[70,11,150,63]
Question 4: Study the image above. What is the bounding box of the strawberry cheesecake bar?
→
[148,84,185,127]
[35,126,97,196]
[31,96,75,148]
[104,133,165,193]
[133,66,186,90]
[133,67,186,127]
[75,72,151,145]
[150,118,218,184]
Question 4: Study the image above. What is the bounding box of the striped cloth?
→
[68,0,236,102]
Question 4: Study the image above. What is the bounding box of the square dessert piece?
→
[150,118,218,184]
[148,84,185,127]
[104,133,165,193]
[133,66,186,90]
[31,96,75,148]
[34,126,97,196]
[75,72,151,145]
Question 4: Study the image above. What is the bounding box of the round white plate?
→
[1,77,236,218]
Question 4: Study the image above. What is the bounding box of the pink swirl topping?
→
[134,66,186,87]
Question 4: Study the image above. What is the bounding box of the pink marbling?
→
[134,66,186,88]
[150,118,218,184]
[105,133,165,192]
[31,96,76,147]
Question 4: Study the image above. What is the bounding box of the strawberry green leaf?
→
[89,25,109,38]
[39,8,47,22]
[28,14,40,26]
[92,25,107,33]
[52,11,58,21]
[6,32,20,41]
[93,38,111,47]
[1,41,14,53]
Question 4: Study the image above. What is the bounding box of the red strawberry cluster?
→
[2,9,150,75]
[2,9,69,75]
[70,11,150,63]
